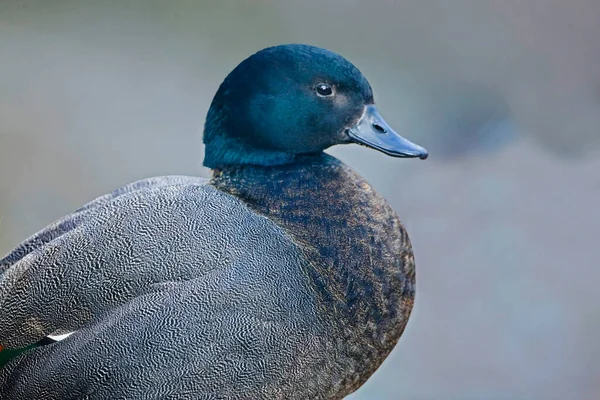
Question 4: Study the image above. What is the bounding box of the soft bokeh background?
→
[1,1,598,399]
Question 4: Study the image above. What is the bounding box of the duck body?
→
[0,44,426,399]
[0,155,414,399]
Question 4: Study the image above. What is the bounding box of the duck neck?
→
[202,133,297,168]
[210,153,415,356]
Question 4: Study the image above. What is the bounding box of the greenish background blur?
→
[1,1,598,399]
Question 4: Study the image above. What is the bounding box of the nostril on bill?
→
[372,123,387,134]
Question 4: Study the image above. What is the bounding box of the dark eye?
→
[315,83,333,97]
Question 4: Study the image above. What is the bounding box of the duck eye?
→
[315,83,333,97]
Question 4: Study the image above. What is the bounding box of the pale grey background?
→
[0,1,598,399]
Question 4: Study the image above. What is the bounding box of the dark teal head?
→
[203,44,427,169]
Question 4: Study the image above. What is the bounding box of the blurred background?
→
[0,1,598,399]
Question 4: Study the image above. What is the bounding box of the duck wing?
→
[0,179,325,399]
[1,269,325,399]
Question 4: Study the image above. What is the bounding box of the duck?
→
[0,44,428,399]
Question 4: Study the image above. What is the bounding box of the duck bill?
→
[347,105,428,159]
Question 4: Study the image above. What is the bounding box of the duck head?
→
[203,44,428,168]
